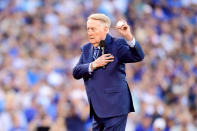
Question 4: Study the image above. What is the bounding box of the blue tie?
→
[93,47,100,60]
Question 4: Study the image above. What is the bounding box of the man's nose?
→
[88,31,92,35]
[88,31,92,36]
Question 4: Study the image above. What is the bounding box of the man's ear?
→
[104,26,109,33]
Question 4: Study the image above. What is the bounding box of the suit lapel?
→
[104,44,110,54]
[104,34,112,54]
[88,44,94,62]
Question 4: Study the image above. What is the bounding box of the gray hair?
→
[88,13,111,28]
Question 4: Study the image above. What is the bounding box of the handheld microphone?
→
[100,40,106,55]
[100,40,106,68]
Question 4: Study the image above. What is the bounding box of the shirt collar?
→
[94,46,100,49]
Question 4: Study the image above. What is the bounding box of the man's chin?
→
[89,40,95,44]
[89,40,100,46]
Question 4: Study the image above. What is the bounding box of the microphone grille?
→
[100,40,106,48]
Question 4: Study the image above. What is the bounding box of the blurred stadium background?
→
[0,0,197,131]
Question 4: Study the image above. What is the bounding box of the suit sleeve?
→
[72,48,91,80]
[116,39,145,63]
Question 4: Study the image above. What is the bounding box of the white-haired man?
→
[73,13,145,131]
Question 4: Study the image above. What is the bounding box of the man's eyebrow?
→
[87,27,95,29]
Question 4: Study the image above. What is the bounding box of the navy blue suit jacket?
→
[73,34,145,118]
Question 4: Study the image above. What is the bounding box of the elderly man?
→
[73,13,144,131]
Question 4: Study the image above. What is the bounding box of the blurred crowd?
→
[0,0,197,131]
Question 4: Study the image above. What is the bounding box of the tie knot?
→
[94,47,100,50]
[93,47,100,60]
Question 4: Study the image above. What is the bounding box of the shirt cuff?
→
[127,37,136,47]
[88,63,93,74]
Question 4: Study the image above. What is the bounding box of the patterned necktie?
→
[93,47,100,60]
